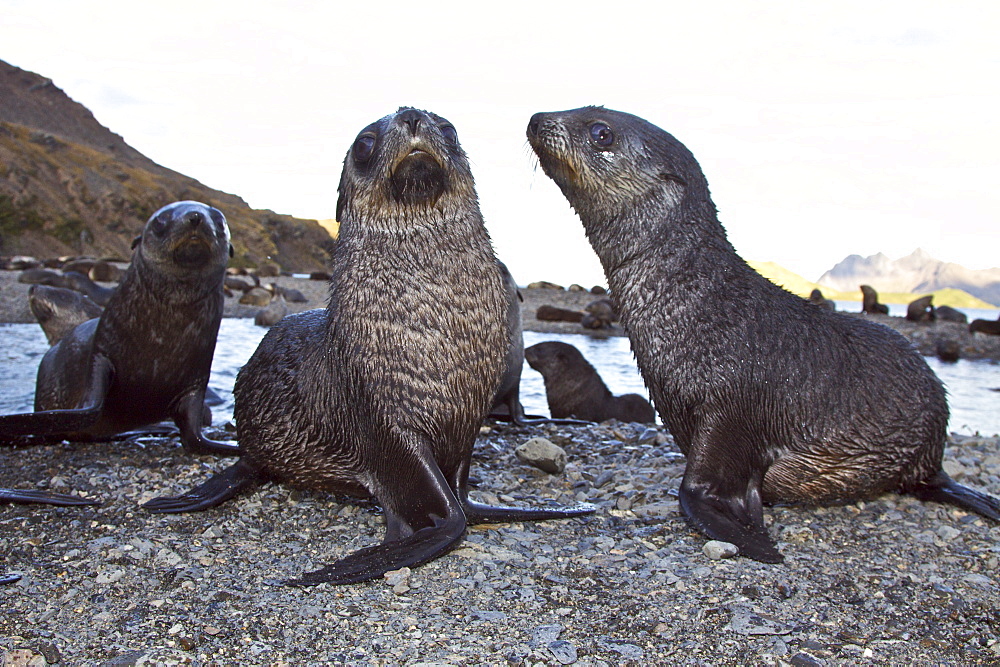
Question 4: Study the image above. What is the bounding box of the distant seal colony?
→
[527,106,1000,562]
[145,108,593,585]
[0,201,237,505]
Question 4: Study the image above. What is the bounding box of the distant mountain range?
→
[816,249,1000,308]
[0,59,334,271]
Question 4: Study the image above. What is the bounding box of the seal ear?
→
[659,173,687,187]
[131,235,142,250]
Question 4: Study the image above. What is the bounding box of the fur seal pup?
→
[860,284,890,315]
[934,305,967,324]
[0,201,236,457]
[145,108,593,585]
[906,295,935,323]
[527,106,1000,562]
[970,318,1000,336]
[29,284,104,345]
[525,341,655,423]
[488,261,530,423]
[808,289,835,311]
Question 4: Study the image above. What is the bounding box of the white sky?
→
[2,0,998,286]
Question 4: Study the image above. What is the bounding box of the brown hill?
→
[0,59,334,271]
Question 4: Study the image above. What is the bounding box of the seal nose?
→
[398,108,423,136]
[527,113,544,137]
[183,210,205,228]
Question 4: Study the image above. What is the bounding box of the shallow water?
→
[1,320,997,436]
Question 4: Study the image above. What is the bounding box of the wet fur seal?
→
[29,284,104,345]
[525,341,655,423]
[970,319,1000,336]
[906,295,935,322]
[860,284,889,315]
[808,289,835,311]
[0,201,237,469]
[488,261,530,423]
[934,305,967,324]
[145,108,593,585]
[527,105,1000,562]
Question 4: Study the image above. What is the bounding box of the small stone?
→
[515,438,567,474]
[790,651,825,666]
[548,639,578,664]
[703,541,739,560]
[936,525,960,542]
[942,460,967,479]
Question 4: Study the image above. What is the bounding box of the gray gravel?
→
[3,421,1000,664]
[3,270,1000,663]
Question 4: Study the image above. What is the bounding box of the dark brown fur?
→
[145,108,591,585]
[861,284,889,315]
[527,105,1000,562]
[525,341,655,423]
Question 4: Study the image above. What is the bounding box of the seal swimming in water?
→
[145,108,593,585]
[0,201,237,459]
[525,341,655,423]
[527,106,1000,562]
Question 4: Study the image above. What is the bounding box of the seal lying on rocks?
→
[527,105,1000,562]
[0,201,237,467]
[525,341,655,423]
[145,108,593,585]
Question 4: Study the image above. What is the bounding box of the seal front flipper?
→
[0,487,99,506]
[0,356,111,439]
[143,460,260,513]
[286,447,467,587]
[910,470,1000,520]
[172,389,239,455]
[679,448,783,563]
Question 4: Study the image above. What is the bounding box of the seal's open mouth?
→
[391,150,446,205]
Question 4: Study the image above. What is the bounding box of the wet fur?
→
[528,106,999,562]
[525,341,655,423]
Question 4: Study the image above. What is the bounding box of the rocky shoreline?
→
[3,270,999,362]
[3,269,1000,664]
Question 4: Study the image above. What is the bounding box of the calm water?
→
[1,319,997,436]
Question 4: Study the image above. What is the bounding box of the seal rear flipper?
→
[451,457,596,523]
[679,468,783,564]
[910,470,1000,520]
[0,356,111,438]
[0,487,100,506]
[286,450,468,586]
[143,460,260,513]
[173,390,239,455]
[284,513,467,587]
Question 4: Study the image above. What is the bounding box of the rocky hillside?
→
[818,249,1000,307]
[0,59,334,271]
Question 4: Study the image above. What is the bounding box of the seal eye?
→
[440,124,458,144]
[353,134,376,162]
[589,123,614,148]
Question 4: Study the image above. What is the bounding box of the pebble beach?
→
[2,269,1000,665]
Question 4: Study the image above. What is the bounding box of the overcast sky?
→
[3,0,998,286]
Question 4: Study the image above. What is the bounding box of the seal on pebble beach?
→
[144,108,593,585]
[527,105,1000,563]
[0,201,237,465]
[525,341,655,423]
